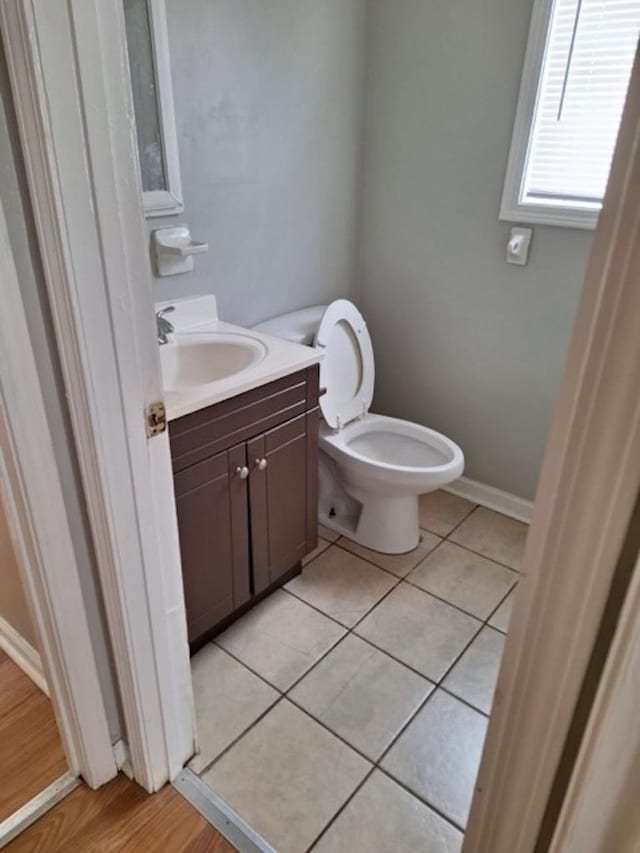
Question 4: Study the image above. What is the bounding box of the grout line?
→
[285,693,377,764]
[305,767,377,853]
[210,641,288,695]
[201,573,488,781]
[193,499,526,842]
[438,684,491,719]
[208,526,515,762]
[377,766,467,835]
[282,585,372,631]
[400,576,517,623]
[330,527,519,597]
[193,690,284,779]
[284,568,486,638]
[373,616,486,768]
[332,531,442,579]
[483,583,518,635]
[443,539,523,575]
[436,501,479,538]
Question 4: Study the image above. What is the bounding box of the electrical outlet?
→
[506,226,533,266]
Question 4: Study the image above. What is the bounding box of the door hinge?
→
[145,401,167,437]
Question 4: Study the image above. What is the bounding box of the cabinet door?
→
[174,444,250,644]
[248,412,318,594]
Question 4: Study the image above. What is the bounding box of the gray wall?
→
[153,0,369,326]
[0,41,124,740]
[359,0,593,500]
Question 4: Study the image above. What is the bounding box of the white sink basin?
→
[160,332,268,390]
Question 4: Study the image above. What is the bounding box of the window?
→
[501,0,640,229]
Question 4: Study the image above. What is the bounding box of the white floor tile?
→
[449,507,528,570]
[356,583,481,682]
[339,530,442,578]
[418,491,476,537]
[216,589,345,691]
[291,635,432,760]
[189,645,278,773]
[489,588,516,633]
[408,541,517,620]
[382,690,487,828]
[313,770,463,853]
[443,626,505,714]
[202,700,371,853]
[286,546,397,628]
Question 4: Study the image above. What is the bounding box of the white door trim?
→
[1,0,194,792]
[464,49,640,853]
[0,196,115,789]
[548,542,640,853]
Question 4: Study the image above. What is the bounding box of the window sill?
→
[499,199,599,231]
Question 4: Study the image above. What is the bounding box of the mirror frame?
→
[132,0,183,218]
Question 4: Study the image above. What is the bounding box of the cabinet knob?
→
[235,466,249,480]
[255,457,268,471]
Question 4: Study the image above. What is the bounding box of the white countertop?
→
[157,296,322,421]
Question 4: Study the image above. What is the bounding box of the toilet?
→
[254,300,464,554]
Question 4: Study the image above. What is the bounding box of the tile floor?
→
[189,491,528,852]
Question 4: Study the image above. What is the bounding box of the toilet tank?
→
[252,305,327,346]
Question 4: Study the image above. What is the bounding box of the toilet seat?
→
[320,414,464,491]
[315,300,375,430]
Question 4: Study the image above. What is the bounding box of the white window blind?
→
[525,0,640,206]
[501,0,640,228]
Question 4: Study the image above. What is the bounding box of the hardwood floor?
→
[0,650,67,822]
[6,774,236,852]
[0,650,234,850]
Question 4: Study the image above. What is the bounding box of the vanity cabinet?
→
[169,366,319,648]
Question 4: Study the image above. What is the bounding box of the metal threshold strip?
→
[0,772,80,850]
[173,768,276,853]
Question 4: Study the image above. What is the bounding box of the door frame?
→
[0,0,194,792]
[548,543,640,853]
[3,0,640,845]
[464,47,640,853]
[0,195,116,790]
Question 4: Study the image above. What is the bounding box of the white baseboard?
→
[445,476,534,524]
[0,615,48,696]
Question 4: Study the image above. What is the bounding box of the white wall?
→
[150,0,592,500]
[0,502,37,650]
[359,0,593,500]
[0,40,124,740]
[152,0,369,326]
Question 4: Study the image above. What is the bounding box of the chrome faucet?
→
[156,306,175,345]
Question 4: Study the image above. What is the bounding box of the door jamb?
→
[1,0,194,792]
[548,539,640,853]
[0,196,116,789]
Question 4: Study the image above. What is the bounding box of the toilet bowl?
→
[254,299,464,554]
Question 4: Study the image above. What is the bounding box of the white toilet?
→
[254,300,464,554]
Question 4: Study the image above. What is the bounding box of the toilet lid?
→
[314,300,375,429]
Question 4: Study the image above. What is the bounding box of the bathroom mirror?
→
[123,0,183,217]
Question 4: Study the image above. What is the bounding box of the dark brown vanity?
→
[169,365,320,650]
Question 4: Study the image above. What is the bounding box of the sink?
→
[160,332,268,390]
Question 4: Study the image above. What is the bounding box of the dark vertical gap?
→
[535,490,640,852]
[245,450,256,597]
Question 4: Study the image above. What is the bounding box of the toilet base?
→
[320,493,420,555]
